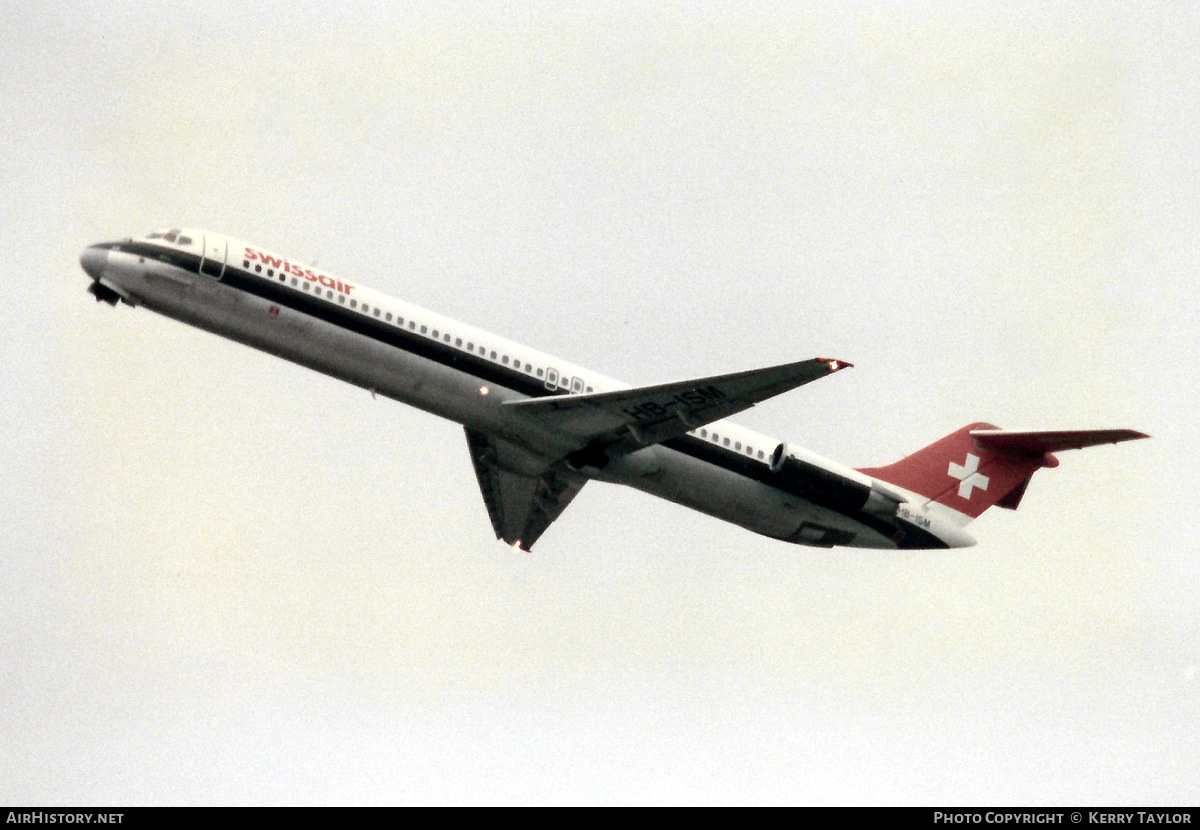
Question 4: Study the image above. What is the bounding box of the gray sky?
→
[1,0,1196,805]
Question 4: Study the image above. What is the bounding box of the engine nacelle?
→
[770,443,902,519]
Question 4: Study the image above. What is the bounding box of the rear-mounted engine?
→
[770,443,901,520]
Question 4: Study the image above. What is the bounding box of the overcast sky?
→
[1,0,1197,805]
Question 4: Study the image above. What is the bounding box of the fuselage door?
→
[199,234,227,280]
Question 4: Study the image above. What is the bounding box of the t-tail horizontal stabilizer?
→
[858,423,1148,521]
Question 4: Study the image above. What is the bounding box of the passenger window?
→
[243,259,249,267]
[432,329,438,338]
[178,236,192,245]
[456,338,462,347]
[255,264,262,273]
[502,356,509,365]
[536,368,543,378]
[302,282,309,291]
[723,438,731,447]
[420,325,427,334]
[735,442,741,451]
[467,342,473,350]
[571,377,583,394]
[363,304,370,313]
[490,351,497,360]
[351,300,357,309]
[268,269,274,277]
[291,278,298,286]
[386,313,392,321]
[338,296,345,304]
[444,334,451,343]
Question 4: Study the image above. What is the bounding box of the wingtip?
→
[817,357,854,372]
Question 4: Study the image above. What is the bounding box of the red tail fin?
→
[857,424,1148,520]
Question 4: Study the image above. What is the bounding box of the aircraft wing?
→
[464,428,587,551]
[503,357,850,461]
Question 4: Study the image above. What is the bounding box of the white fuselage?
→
[82,228,974,550]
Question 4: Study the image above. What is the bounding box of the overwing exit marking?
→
[948,453,989,499]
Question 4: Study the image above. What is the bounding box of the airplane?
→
[81,228,1147,551]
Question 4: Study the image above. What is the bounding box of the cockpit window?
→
[147,229,191,245]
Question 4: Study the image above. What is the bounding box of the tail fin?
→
[857,423,1148,521]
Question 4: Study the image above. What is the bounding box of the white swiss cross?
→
[948,452,990,500]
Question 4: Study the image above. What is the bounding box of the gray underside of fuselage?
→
[103,259,897,550]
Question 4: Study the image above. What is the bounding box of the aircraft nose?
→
[80,245,108,280]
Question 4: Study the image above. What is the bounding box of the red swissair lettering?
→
[244,247,355,295]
